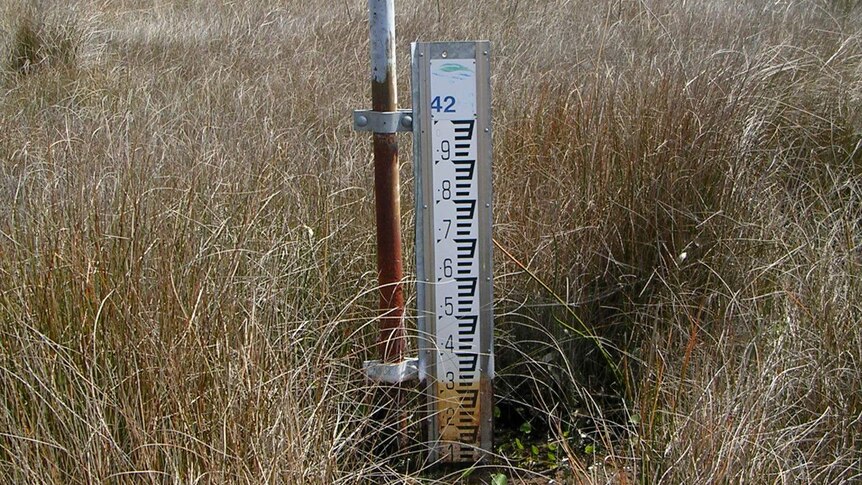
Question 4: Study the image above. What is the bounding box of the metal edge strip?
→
[475,40,494,459]
[411,41,438,463]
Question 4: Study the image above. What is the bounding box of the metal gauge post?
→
[412,41,494,463]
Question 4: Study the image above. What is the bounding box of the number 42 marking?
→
[431,96,456,113]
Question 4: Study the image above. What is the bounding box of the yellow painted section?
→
[437,383,481,461]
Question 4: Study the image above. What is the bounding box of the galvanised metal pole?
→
[368,0,406,364]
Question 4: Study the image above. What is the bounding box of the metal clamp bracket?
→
[363,357,419,383]
[353,109,413,133]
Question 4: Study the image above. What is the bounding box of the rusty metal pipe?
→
[368,0,405,364]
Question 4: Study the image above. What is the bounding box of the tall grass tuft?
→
[3,1,83,75]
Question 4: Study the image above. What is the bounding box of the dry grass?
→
[1,0,860,483]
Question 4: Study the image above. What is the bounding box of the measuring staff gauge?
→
[412,41,494,463]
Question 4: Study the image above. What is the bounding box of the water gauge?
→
[412,41,494,463]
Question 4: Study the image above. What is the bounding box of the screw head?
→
[356,115,368,127]
[401,115,413,129]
